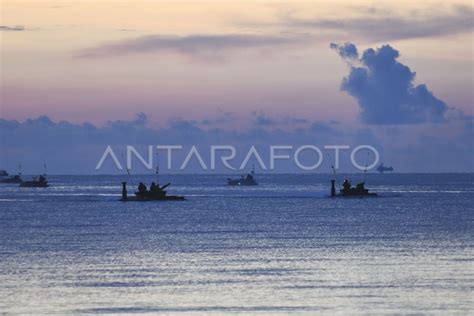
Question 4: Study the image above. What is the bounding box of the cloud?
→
[251,112,309,129]
[287,5,474,42]
[0,25,25,31]
[76,34,302,61]
[0,113,472,173]
[331,42,449,124]
[330,42,358,60]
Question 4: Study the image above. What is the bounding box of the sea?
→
[0,173,472,315]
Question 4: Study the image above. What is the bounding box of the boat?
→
[376,163,393,173]
[330,179,377,197]
[120,155,185,201]
[20,175,49,188]
[227,166,257,186]
[0,165,23,183]
[0,174,22,184]
[120,181,185,201]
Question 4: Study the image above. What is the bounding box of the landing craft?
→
[330,179,377,197]
[328,151,377,197]
[377,163,394,173]
[120,156,184,201]
[20,164,49,187]
[20,175,49,188]
[120,181,185,201]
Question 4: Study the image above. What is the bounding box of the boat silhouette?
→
[0,174,22,184]
[120,181,185,201]
[377,163,394,173]
[20,175,49,188]
[330,179,377,197]
[227,165,258,186]
[328,151,377,197]
[0,165,23,183]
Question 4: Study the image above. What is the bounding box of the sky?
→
[0,0,473,173]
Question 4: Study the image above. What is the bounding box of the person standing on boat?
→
[138,182,147,193]
[342,179,351,191]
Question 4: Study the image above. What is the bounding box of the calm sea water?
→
[0,173,473,315]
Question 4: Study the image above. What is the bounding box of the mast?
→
[155,152,160,183]
[363,151,369,183]
[327,153,339,187]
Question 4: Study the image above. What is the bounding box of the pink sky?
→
[1,1,472,127]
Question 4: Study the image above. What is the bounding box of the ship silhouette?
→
[121,181,184,201]
[0,166,23,183]
[227,165,257,186]
[20,175,49,187]
[377,163,394,173]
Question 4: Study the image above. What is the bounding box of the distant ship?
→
[20,175,49,187]
[0,174,22,184]
[227,166,257,186]
[0,165,23,183]
[377,163,394,173]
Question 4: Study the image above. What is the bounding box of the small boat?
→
[0,165,23,183]
[330,179,377,197]
[120,181,185,201]
[227,166,257,186]
[0,174,22,184]
[20,175,49,188]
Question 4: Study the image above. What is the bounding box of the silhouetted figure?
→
[138,182,147,193]
[331,180,336,197]
[121,182,128,200]
[150,182,158,192]
[342,179,351,191]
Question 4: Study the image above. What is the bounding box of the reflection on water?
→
[0,174,473,314]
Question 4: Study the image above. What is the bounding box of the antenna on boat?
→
[43,163,47,176]
[327,153,339,187]
[155,152,160,183]
[121,152,135,189]
[18,163,22,176]
[363,150,369,183]
[125,166,135,189]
